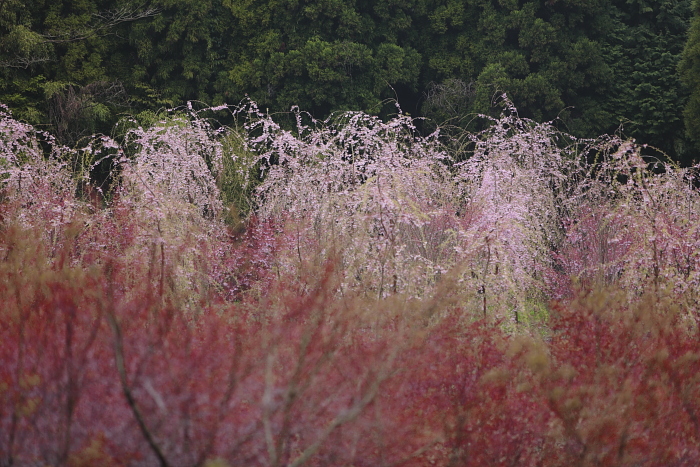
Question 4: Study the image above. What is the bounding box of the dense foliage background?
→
[1,0,700,162]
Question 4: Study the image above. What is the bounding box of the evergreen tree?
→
[606,0,692,160]
[0,0,156,142]
[126,0,230,108]
[219,0,423,116]
[0,0,52,123]
[0,0,695,162]
[420,0,613,135]
[680,0,700,157]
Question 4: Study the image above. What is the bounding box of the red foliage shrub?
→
[371,319,552,467]
[0,224,407,466]
[209,215,279,302]
[540,290,700,465]
[4,210,700,466]
[549,206,637,299]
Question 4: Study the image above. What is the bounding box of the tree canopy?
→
[680,0,700,155]
[0,0,695,161]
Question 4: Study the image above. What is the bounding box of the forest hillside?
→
[2,0,700,162]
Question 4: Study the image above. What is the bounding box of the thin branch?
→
[287,371,386,467]
[262,353,278,466]
[386,437,444,467]
[106,309,170,467]
[41,5,160,43]
[288,341,400,467]
[0,55,52,69]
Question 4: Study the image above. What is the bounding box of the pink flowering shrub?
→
[118,109,224,220]
[241,100,592,321]
[549,206,637,298]
[551,141,700,305]
[0,104,81,236]
[244,105,463,298]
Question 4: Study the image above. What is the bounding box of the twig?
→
[105,306,169,467]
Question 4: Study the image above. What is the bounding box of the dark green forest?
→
[2,0,700,162]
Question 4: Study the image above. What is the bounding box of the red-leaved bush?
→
[0,223,407,465]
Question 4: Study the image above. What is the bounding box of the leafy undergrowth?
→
[2,100,700,465]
